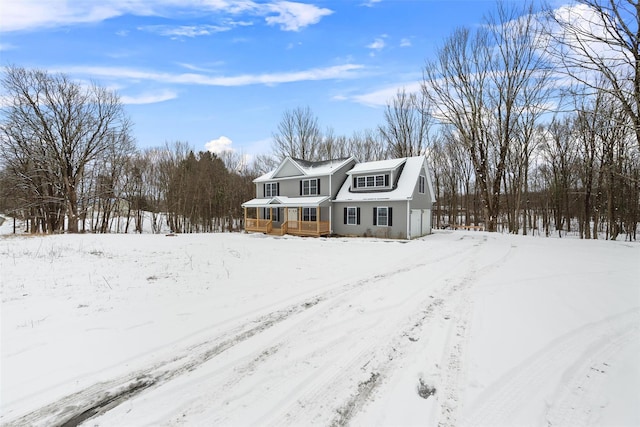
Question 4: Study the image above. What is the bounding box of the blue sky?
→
[1,0,548,158]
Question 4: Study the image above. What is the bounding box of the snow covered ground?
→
[1,224,639,426]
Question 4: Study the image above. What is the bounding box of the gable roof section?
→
[335,156,431,202]
[254,156,355,182]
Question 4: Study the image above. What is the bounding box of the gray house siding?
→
[330,159,356,198]
[257,176,335,198]
[332,200,409,239]
[276,161,303,177]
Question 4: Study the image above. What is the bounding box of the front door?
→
[287,208,298,229]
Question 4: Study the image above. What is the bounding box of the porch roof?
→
[242,196,330,208]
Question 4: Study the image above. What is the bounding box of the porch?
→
[242,196,331,238]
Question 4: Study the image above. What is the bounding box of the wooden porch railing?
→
[245,218,272,233]
[244,218,329,237]
[287,220,330,236]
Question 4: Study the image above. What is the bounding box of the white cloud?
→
[205,135,234,154]
[349,81,422,107]
[264,1,333,31]
[120,89,177,105]
[367,37,386,51]
[63,63,364,86]
[0,43,16,51]
[400,38,411,47]
[139,24,232,37]
[361,0,382,7]
[0,0,331,33]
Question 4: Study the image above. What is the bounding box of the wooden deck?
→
[245,219,330,237]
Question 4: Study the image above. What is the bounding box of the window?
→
[264,182,278,197]
[373,207,393,227]
[302,207,317,222]
[354,174,389,189]
[263,208,280,222]
[419,175,426,194]
[344,207,360,225]
[301,178,320,196]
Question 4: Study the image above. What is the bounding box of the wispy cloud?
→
[366,35,387,57]
[400,38,411,47]
[349,81,422,107]
[264,1,333,31]
[361,0,383,7]
[1,0,332,33]
[120,89,178,105]
[367,37,386,51]
[63,63,365,87]
[139,24,232,38]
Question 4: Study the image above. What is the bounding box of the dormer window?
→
[354,174,389,189]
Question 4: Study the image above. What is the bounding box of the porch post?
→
[243,207,247,231]
[317,206,320,233]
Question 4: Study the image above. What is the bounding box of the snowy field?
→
[1,224,639,426]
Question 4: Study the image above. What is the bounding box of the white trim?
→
[301,178,319,196]
[346,206,358,225]
[407,200,411,239]
[376,206,389,227]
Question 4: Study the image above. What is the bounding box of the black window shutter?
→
[388,207,393,226]
[276,182,280,196]
[300,180,302,195]
[373,207,377,226]
[317,178,321,195]
[344,207,347,224]
[385,174,389,186]
[357,208,361,225]
[353,177,357,188]
[263,183,266,197]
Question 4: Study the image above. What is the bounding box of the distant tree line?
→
[1,0,638,239]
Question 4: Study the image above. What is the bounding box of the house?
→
[242,155,435,239]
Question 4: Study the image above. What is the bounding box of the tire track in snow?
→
[461,308,640,427]
[544,315,640,426]
[269,236,493,427]
[5,237,481,427]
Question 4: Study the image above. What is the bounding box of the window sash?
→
[346,207,357,225]
[303,207,317,222]
[265,182,277,197]
[355,174,389,188]
[302,179,318,195]
[377,207,388,226]
[419,175,425,194]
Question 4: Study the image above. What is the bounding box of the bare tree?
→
[272,106,323,161]
[379,88,433,158]
[546,0,640,149]
[348,129,387,161]
[423,2,551,231]
[0,66,133,233]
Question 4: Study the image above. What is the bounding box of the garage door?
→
[411,209,421,238]
[422,210,431,235]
